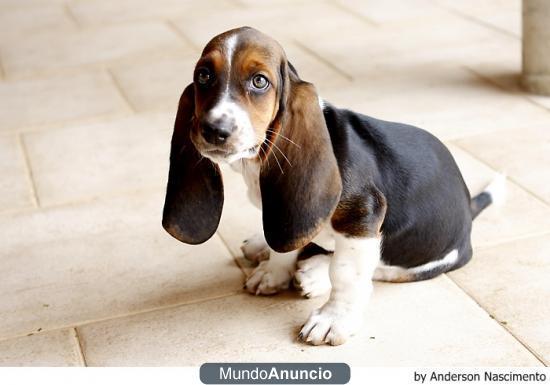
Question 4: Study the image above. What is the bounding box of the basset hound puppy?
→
[162,27,506,346]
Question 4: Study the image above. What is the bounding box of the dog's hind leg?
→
[294,253,332,298]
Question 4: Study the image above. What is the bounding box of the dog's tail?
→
[470,173,507,220]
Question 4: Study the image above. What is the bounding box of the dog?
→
[162,27,505,346]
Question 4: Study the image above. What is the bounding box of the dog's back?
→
[322,103,497,281]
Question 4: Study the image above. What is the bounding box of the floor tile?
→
[0,3,76,44]
[0,71,129,133]
[455,126,550,205]
[295,9,510,77]
[0,191,242,340]
[435,0,521,37]
[78,276,540,366]
[0,329,83,367]
[448,144,550,248]
[336,0,450,24]
[171,2,372,51]
[0,135,33,212]
[0,0,66,8]
[1,22,187,77]
[68,0,232,27]
[23,112,174,206]
[449,234,550,365]
[282,41,353,92]
[110,52,198,112]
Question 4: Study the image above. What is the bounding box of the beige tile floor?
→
[0,0,549,367]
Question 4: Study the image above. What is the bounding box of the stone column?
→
[522,0,550,95]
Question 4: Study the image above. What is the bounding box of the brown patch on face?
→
[189,49,226,149]
[234,46,280,142]
[193,50,225,118]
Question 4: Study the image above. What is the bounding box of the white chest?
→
[230,160,262,209]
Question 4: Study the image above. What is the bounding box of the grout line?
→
[3,41,195,84]
[436,3,519,40]
[444,275,549,366]
[0,291,244,345]
[3,34,198,82]
[0,185,164,217]
[292,40,354,82]
[105,69,136,113]
[329,0,378,27]
[71,328,88,367]
[452,140,550,208]
[164,20,202,52]
[17,133,40,208]
[463,65,550,114]
[500,174,550,207]
[64,4,82,29]
[3,108,137,137]
[216,231,251,278]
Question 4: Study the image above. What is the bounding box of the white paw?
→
[245,259,293,295]
[299,302,364,346]
[241,233,270,263]
[294,254,331,298]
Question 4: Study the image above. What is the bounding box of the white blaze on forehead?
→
[224,33,238,73]
[206,32,256,156]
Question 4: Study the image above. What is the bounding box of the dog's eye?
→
[251,74,269,90]
[196,68,211,85]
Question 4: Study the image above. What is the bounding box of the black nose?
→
[201,122,232,145]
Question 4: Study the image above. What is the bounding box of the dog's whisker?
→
[263,135,292,167]
[258,134,284,174]
[266,128,301,148]
[270,147,284,175]
[254,133,271,165]
[257,132,290,167]
[258,144,267,160]
[257,140,270,168]
[266,128,298,145]
[263,137,292,167]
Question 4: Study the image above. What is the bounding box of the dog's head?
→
[162,27,341,252]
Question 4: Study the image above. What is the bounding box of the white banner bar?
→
[0,367,548,385]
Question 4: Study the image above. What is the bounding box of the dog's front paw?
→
[298,303,363,346]
[293,254,331,298]
[241,233,270,263]
[245,260,293,295]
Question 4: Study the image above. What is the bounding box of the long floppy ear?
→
[162,84,224,244]
[260,63,342,253]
